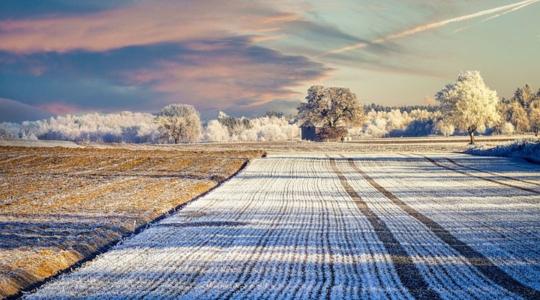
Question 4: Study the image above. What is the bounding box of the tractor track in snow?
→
[422,155,540,196]
[340,155,539,299]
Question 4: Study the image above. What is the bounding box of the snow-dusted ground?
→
[466,139,540,162]
[27,153,540,299]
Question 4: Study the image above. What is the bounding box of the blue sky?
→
[0,0,539,121]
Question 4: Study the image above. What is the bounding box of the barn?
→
[301,122,350,142]
[300,122,318,141]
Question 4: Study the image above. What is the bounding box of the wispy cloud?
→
[320,0,539,56]
[0,0,298,53]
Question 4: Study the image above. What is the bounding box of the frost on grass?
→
[0,146,263,298]
[25,153,540,299]
[466,139,540,161]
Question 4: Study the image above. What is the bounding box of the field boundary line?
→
[423,156,540,196]
[12,154,264,300]
[345,155,540,300]
[328,156,441,300]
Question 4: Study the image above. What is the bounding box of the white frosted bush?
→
[203,115,299,142]
[500,122,515,135]
[0,122,22,139]
[4,112,161,143]
[205,120,229,142]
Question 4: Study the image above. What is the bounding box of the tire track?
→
[329,157,440,300]
[373,154,540,257]
[361,154,540,295]
[445,157,540,188]
[423,156,540,196]
[346,156,540,300]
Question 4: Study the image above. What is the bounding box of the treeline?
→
[1,72,539,143]
[359,83,540,138]
[0,106,299,143]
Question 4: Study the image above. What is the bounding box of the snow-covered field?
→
[27,152,540,299]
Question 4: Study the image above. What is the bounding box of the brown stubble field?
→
[0,146,264,298]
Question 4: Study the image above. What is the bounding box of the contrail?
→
[453,1,534,33]
[320,0,539,56]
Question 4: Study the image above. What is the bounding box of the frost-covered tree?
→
[298,86,363,138]
[217,111,251,136]
[513,84,535,109]
[157,104,201,143]
[0,122,21,140]
[436,71,500,144]
[507,101,530,133]
[499,122,515,135]
[529,99,540,136]
[1,112,161,143]
[435,120,455,136]
[203,115,299,142]
[205,120,229,142]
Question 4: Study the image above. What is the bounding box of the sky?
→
[0,0,539,121]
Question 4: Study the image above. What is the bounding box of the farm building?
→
[300,122,318,141]
[300,122,350,142]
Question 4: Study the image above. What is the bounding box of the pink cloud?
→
[38,102,81,115]
[0,0,298,53]
[123,41,330,111]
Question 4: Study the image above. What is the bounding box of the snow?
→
[27,153,540,299]
[466,139,540,162]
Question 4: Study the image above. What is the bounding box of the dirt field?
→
[0,146,264,298]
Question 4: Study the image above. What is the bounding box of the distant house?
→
[301,122,349,142]
[300,122,318,141]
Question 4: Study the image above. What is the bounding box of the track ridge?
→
[329,156,440,300]
[345,156,540,300]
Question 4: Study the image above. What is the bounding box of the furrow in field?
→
[444,157,540,188]
[334,156,522,299]
[27,155,412,299]
[25,153,540,299]
[398,154,540,245]
[328,157,439,299]
[423,156,540,197]
[367,154,540,289]
[348,155,538,297]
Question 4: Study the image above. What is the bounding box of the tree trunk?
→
[468,131,475,144]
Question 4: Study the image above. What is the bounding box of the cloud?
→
[123,38,330,111]
[0,38,329,114]
[321,0,540,56]
[37,102,81,115]
[0,0,299,53]
[0,0,132,20]
[0,98,51,122]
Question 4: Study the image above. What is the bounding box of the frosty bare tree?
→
[157,104,201,143]
[298,86,363,139]
[436,71,500,144]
